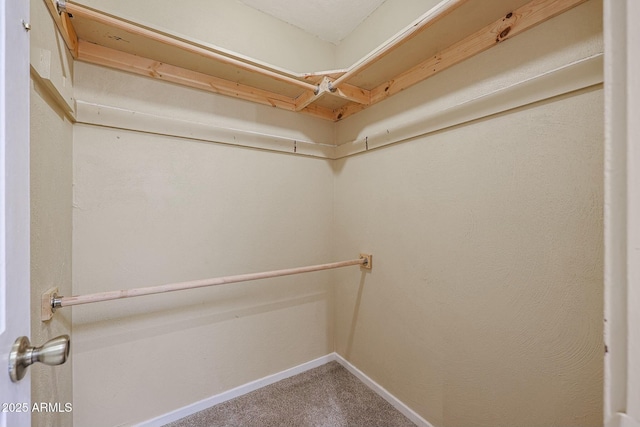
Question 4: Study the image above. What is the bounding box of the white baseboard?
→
[607,413,640,427]
[136,354,335,427]
[136,352,433,427]
[333,354,434,427]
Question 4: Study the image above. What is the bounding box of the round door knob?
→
[9,335,70,382]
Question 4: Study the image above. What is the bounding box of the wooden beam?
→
[299,103,337,121]
[334,0,588,120]
[48,0,586,123]
[327,80,371,105]
[77,41,335,121]
[295,77,370,112]
[42,0,79,57]
[295,89,324,112]
[302,70,347,84]
[64,1,318,92]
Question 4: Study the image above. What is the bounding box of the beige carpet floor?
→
[165,361,416,427]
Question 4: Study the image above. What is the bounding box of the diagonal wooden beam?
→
[295,86,324,112]
[327,80,371,105]
[42,0,79,57]
[294,77,371,112]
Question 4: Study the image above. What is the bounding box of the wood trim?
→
[327,80,371,105]
[65,1,318,92]
[42,0,79,56]
[50,0,587,122]
[295,89,324,112]
[77,41,334,121]
[298,102,337,121]
[334,0,588,121]
[295,78,370,112]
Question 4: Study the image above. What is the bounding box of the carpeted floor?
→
[165,361,416,427]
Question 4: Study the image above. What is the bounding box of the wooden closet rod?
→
[42,254,372,320]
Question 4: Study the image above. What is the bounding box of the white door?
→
[604,0,640,426]
[0,1,31,427]
[626,0,640,423]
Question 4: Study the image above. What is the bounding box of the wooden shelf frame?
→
[48,0,586,122]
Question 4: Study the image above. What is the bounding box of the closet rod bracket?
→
[41,286,59,321]
[360,253,373,270]
[55,0,67,14]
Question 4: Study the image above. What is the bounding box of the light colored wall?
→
[73,0,335,73]
[333,1,603,426]
[71,64,334,427]
[335,0,603,146]
[65,1,604,426]
[29,1,74,426]
[333,87,603,427]
[73,62,334,151]
[335,0,441,69]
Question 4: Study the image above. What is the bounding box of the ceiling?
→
[236,0,387,44]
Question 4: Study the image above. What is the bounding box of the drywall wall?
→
[29,1,74,427]
[335,0,441,69]
[71,64,335,427]
[72,0,336,74]
[63,1,604,426]
[72,61,335,158]
[334,87,603,427]
[333,1,603,426]
[30,0,73,427]
[335,0,603,147]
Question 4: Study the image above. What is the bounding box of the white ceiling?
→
[236,0,387,44]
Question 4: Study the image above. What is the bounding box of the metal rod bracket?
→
[360,253,373,270]
[41,286,59,322]
[56,0,67,14]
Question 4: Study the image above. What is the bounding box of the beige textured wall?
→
[71,66,334,426]
[29,1,74,426]
[332,2,604,426]
[65,1,604,426]
[335,0,441,68]
[333,87,603,427]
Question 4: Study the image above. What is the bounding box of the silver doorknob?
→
[9,335,70,382]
